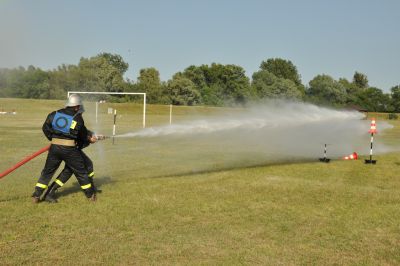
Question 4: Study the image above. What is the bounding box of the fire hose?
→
[0,145,51,179]
[0,135,109,180]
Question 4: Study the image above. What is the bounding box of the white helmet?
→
[66,94,83,107]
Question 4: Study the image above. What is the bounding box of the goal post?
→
[67,91,146,128]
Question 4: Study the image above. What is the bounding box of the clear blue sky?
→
[1,0,399,91]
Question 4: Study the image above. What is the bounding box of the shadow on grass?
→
[57,176,115,198]
[146,159,319,180]
[0,177,115,203]
[149,154,400,180]
[0,195,28,203]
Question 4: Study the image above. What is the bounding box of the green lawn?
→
[1,98,400,265]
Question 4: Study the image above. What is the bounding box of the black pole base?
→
[364,159,377,164]
[319,158,331,163]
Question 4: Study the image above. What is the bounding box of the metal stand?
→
[365,133,377,164]
[319,144,330,163]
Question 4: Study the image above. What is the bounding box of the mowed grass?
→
[1,98,400,265]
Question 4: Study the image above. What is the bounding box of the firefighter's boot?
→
[32,187,44,203]
[89,176,102,193]
[84,187,96,202]
[44,183,60,203]
[88,193,97,202]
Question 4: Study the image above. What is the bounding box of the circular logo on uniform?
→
[55,117,68,129]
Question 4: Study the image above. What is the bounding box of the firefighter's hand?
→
[89,135,98,143]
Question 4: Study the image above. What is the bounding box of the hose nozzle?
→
[95,135,110,141]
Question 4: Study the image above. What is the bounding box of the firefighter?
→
[43,130,102,203]
[32,94,97,203]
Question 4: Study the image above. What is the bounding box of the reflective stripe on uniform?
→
[36,183,47,189]
[55,179,64,187]
[89,172,94,177]
[70,120,77,129]
[81,184,92,189]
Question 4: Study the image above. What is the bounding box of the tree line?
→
[0,52,399,112]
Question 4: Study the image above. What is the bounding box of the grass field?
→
[1,98,400,265]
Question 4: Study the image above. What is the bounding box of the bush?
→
[388,113,398,120]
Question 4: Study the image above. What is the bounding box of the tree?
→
[307,74,347,105]
[212,64,252,105]
[99,52,129,75]
[181,65,208,90]
[338,77,362,104]
[252,70,302,99]
[390,85,400,112]
[4,66,50,99]
[181,63,252,106]
[355,87,391,112]
[0,53,132,100]
[0,68,13,97]
[137,68,163,103]
[78,54,125,92]
[48,64,80,99]
[167,74,200,105]
[260,58,302,87]
[339,78,360,93]
[352,71,368,89]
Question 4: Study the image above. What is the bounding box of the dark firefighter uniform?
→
[54,150,97,190]
[43,130,100,203]
[32,106,95,202]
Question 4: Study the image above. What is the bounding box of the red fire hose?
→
[0,145,50,179]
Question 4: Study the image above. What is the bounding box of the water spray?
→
[111,102,393,165]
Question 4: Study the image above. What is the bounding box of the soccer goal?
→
[67,91,146,128]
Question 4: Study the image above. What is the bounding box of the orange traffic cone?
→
[343,152,358,160]
[368,118,377,134]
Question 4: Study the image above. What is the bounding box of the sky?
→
[0,0,399,91]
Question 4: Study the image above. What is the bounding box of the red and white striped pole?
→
[112,109,117,145]
[365,117,377,164]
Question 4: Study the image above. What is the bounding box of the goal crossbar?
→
[67,91,146,128]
